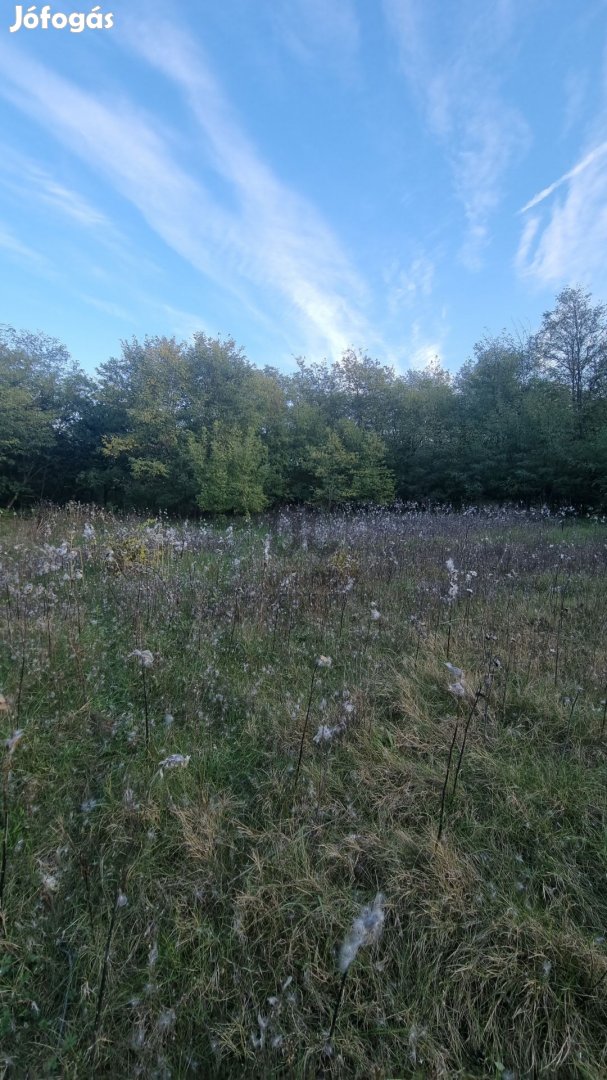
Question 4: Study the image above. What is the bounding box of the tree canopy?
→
[2,286,607,514]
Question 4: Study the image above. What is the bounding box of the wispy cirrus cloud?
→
[408,319,446,371]
[518,140,607,213]
[0,221,49,270]
[0,28,372,362]
[385,252,435,314]
[516,133,607,286]
[270,0,360,71]
[121,17,370,357]
[0,146,111,230]
[79,295,135,322]
[383,0,529,269]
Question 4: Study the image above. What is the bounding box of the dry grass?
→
[0,503,606,1077]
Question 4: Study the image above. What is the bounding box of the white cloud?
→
[0,145,121,234]
[161,304,212,341]
[0,34,373,363]
[0,221,48,268]
[119,20,373,358]
[518,140,607,213]
[80,295,134,322]
[384,0,529,269]
[515,138,607,286]
[410,341,441,370]
[271,0,360,69]
[385,253,435,312]
[406,318,447,371]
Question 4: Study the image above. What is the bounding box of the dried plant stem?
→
[292,665,318,796]
[328,969,349,1043]
[93,891,120,1039]
[16,644,26,723]
[436,719,460,846]
[449,688,483,805]
[338,593,348,640]
[554,590,566,687]
[141,667,149,749]
[0,763,10,921]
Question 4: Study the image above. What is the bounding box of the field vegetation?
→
[1,502,606,1077]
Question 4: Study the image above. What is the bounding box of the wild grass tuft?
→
[0,503,606,1076]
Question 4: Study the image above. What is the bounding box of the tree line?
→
[2,286,607,514]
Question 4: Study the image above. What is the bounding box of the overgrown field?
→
[1,504,606,1078]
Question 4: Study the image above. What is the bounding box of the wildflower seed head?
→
[158,753,191,774]
[4,729,24,756]
[338,892,385,974]
[129,649,154,668]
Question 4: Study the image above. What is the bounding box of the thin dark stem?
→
[141,668,149,749]
[328,969,349,1043]
[554,590,565,687]
[338,593,348,641]
[501,644,513,722]
[80,855,95,936]
[447,691,479,812]
[57,940,75,1042]
[562,688,582,754]
[93,896,118,1037]
[16,647,26,723]
[0,769,9,919]
[292,666,318,796]
[436,721,460,846]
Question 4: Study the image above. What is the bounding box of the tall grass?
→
[0,502,606,1077]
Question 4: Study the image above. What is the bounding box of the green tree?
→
[188,423,268,514]
[0,326,83,506]
[533,286,607,416]
[308,420,395,507]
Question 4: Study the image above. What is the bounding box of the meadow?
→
[0,502,606,1078]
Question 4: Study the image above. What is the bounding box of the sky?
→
[1,0,607,376]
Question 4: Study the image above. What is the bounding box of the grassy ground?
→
[0,503,606,1078]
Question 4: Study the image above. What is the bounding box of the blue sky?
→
[1,0,607,376]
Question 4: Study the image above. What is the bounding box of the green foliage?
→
[3,285,607,513]
[0,325,81,505]
[189,423,268,514]
[308,420,395,506]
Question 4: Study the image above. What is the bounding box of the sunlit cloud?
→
[122,18,371,358]
[518,140,607,213]
[515,136,607,287]
[0,29,374,363]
